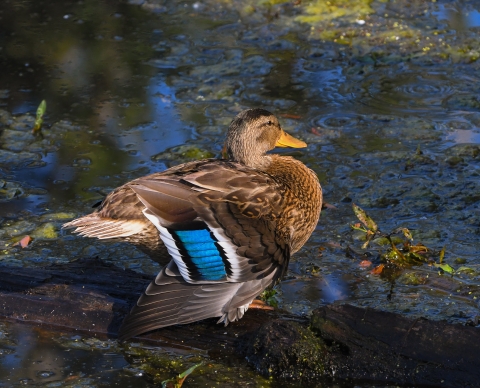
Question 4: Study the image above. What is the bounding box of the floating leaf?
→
[352,203,378,232]
[371,264,384,274]
[433,263,454,274]
[14,235,32,248]
[359,260,372,268]
[162,362,203,388]
[33,100,47,134]
[456,266,476,275]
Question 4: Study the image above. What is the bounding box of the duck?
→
[63,108,322,340]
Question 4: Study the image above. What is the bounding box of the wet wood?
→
[311,304,480,387]
[0,257,278,350]
[0,257,479,387]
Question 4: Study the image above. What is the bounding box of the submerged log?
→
[0,257,479,387]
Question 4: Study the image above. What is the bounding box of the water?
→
[1,0,480,386]
[0,323,146,387]
[433,3,480,30]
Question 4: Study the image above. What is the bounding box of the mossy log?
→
[0,257,479,387]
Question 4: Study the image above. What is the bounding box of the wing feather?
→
[118,262,277,340]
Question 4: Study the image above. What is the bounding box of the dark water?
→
[1,0,480,386]
[0,323,145,387]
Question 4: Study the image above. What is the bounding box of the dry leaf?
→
[15,235,32,248]
[371,264,384,275]
[359,260,372,268]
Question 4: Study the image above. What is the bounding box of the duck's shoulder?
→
[144,158,269,180]
[96,159,281,219]
[135,158,279,194]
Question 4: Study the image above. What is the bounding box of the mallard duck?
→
[63,108,322,340]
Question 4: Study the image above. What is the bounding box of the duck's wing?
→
[61,161,211,263]
[118,260,278,340]
[130,162,289,283]
[63,159,211,235]
[118,162,290,339]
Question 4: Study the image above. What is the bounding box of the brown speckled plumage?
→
[63,108,322,340]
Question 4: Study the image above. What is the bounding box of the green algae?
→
[244,320,327,382]
[123,344,270,386]
[295,0,480,63]
[30,223,58,240]
[152,145,216,165]
[39,212,77,222]
[398,271,427,286]
[297,0,374,24]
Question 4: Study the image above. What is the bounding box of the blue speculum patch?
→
[174,229,227,281]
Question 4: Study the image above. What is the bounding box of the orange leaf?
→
[371,264,384,275]
[359,260,372,268]
[17,235,32,248]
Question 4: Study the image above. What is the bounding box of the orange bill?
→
[275,130,307,148]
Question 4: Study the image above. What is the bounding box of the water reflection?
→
[433,5,480,30]
[0,0,197,212]
[0,323,146,387]
[280,273,353,315]
[446,129,480,144]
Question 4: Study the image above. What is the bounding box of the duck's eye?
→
[267,120,272,125]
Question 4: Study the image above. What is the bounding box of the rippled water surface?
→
[1,0,480,386]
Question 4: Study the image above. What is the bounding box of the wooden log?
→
[310,304,480,387]
[1,257,479,387]
[0,257,147,336]
[0,257,277,352]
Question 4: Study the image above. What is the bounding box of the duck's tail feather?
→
[63,215,147,239]
[118,261,275,341]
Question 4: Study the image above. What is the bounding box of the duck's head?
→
[225,108,307,170]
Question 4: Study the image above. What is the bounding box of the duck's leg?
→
[248,299,274,311]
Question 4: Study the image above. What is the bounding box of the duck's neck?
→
[230,151,272,170]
